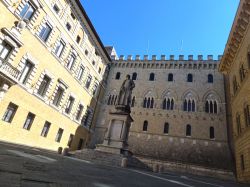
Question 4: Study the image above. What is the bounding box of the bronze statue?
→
[117,74,135,106]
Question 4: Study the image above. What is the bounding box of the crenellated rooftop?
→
[111,54,222,61]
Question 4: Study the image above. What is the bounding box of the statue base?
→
[97,105,133,154]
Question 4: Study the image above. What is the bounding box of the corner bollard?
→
[58,147,63,154]
[62,148,69,156]
[158,165,163,173]
[121,158,128,168]
[153,164,159,173]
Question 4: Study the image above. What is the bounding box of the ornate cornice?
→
[219,0,250,73]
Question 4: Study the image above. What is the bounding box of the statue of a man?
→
[117,74,135,106]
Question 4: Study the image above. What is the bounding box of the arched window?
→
[143,121,148,131]
[188,100,191,111]
[187,74,193,82]
[163,98,166,109]
[210,126,215,139]
[208,74,213,83]
[184,100,187,111]
[115,72,121,80]
[192,100,195,111]
[114,95,117,105]
[147,98,151,108]
[205,101,209,113]
[150,98,154,108]
[143,98,147,108]
[107,95,112,105]
[168,73,173,82]
[214,101,217,114]
[131,96,135,107]
[170,99,174,110]
[186,124,191,136]
[167,98,171,110]
[132,72,137,80]
[149,73,155,81]
[164,123,169,134]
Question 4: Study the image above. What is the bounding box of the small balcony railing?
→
[0,62,20,82]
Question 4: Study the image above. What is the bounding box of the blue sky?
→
[81,0,239,59]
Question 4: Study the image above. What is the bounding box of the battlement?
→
[114,55,222,61]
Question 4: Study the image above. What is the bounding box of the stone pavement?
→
[0,142,248,187]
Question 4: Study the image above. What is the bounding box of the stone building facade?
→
[92,54,233,170]
[0,0,110,151]
[219,0,250,182]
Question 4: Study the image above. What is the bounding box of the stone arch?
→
[161,89,178,100]
[181,89,199,102]
[202,90,222,103]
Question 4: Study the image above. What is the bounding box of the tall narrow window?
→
[65,96,75,114]
[77,66,84,81]
[23,112,35,130]
[132,72,137,80]
[76,104,83,121]
[236,114,241,135]
[233,76,238,94]
[210,126,215,139]
[214,101,218,114]
[188,100,191,111]
[92,83,98,95]
[143,98,147,108]
[170,99,174,110]
[20,1,35,20]
[19,60,34,84]
[85,75,92,89]
[55,128,64,142]
[163,98,166,109]
[164,123,169,134]
[168,73,173,82]
[39,23,52,42]
[205,101,209,113]
[241,154,245,171]
[244,105,250,126]
[55,40,65,57]
[41,121,51,137]
[143,120,148,131]
[115,72,121,80]
[2,103,18,123]
[53,87,64,107]
[150,98,154,108]
[149,73,155,81]
[187,74,193,82]
[67,54,76,70]
[67,134,74,147]
[186,124,191,136]
[239,65,245,82]
[208,74,213,83]
[107,95,112,105]
[82,109,92,127]
[37,75,51,97]
[184,100,187,111]
[0,41,13,63]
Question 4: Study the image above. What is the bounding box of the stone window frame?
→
[209,126,215,139]
[50,79,68,109]
[75,64,85,83]
[74,101,85,123]
[65,48,78,73]
[33,69,55,102]
[36,16,56,47]
[162,97,175,110]
[17,53,39,90]
[52,35,68,60]
[14,0,41,30]
[63,92,77,119]
[91,80,99,96]
[81,106,93,128]
[0,30,23,65]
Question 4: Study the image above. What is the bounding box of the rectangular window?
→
[55,128,63,142]
[2,103,18,123]
[67,54,76,70]
[55,40,65,58]
[92,84,98,95]
[19,60,34,84]
[41,121,51,137]
[76,104,83,121]
[85,75,92,89]
[53,4,60,14]
[39,23,52,42]
[23,112,35,130]
[77,66,84,81]
[20,2,35,20]
[37,75,51,97]
[53,87,64,107]
[67,134,74,147]
[0,41,12,63]
[66,23,71,31]
[65,96,74,114]
[81,109,92,127]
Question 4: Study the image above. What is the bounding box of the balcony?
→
[0,62,20,85]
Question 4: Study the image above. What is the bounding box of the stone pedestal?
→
[96,105,133,154]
